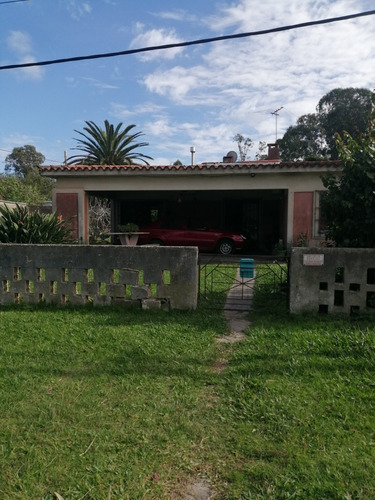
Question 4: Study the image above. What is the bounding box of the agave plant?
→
[0,204,74,244]
[67,120,153,165]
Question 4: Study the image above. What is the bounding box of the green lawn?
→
[0,267,375,499]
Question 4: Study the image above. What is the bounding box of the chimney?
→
[267,143,280,160]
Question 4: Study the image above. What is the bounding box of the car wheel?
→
[217,239,235,255]
[149,238,164,246]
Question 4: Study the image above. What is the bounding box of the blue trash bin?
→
[240,258,254,278]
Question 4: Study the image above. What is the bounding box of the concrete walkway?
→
[224,269,255,312]
[184,270,255,499]
[220,269,254,343]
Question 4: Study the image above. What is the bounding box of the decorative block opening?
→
[111,269,120,284]
[335,267,344,283]
[366,291,375,308]
[50,281,57,294]
[37,268,46,281]
[3,280,10,292]
[162,270,171,284]
[62,268,68,282]
[86,269,94,282]
[74,282,82,296]
[13,267,21,280]
[350,305,360,315]
[99,282,106,295]
[318,304,328,314]
[334,290,344,306]
[349,283,360,292]
[25,280,33,293]
[367,268,375,285]
[319,282,328,290]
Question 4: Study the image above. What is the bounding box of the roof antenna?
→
[271,107,283,142]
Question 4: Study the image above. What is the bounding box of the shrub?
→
[0,204,74,244]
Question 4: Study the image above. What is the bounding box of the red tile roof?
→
[39,159,342,175]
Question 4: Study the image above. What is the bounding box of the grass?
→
[0,264,375,499]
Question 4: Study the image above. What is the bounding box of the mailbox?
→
[240,258,254,278]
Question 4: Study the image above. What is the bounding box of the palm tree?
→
[67,120,153,165]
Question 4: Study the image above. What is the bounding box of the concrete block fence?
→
[0,245,198,310]
[289,248,375,315]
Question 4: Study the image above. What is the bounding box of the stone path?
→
[184,269,254,499]
[222,269,254,340]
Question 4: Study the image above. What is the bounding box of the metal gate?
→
[198,255,288,309]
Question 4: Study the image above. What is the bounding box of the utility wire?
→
[0,0,29,5]
[0,9,374,71]
[0,148,60,164]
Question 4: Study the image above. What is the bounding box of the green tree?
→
[68,120,153,165]
[233,133,253,161]
[279,88,373,160]
[279,114,328,160]
[318,87,373,159]
[321,96,375,247]
[5,145,45,177]
[3,145,54,203]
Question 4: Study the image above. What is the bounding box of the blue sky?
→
[0,0,374,169]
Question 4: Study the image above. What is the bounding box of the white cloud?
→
[110,102,164,120]
[140,0,375,146]
[130,25,185,61]
[6,31,43,81]
[81,77,119,90]
[154,9,197,23]
[7,31,32,55]
[18,56,44,81]
[66,1,92,20]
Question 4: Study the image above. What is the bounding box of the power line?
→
[0,9,374,71]
[0,0,29,5]
[0,148,61,164]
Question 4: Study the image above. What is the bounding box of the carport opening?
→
[102,189,288,255]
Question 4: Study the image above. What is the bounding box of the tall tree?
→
[233,133,253,161]
[279,88,373,161]
[278,114,328,160]
[5,145,45,177]
[318,87,373,159]
[321,96,375,247]
[4,145,53,203]
[68,120,153,165]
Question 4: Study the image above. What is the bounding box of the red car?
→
[138,221,246,255]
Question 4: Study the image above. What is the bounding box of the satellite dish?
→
[226,151,238,162]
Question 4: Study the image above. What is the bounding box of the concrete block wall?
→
[289,248,375,315]
[0,245,198,310]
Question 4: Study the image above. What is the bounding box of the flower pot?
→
[119,233,139,246]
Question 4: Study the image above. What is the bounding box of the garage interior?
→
[96,189,288,255]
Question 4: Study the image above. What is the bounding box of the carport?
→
[40,145,342,251]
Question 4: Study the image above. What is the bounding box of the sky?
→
[0,0,374,169]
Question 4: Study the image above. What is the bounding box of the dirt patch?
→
[223,310,251,334]
[184,479,213,500]
[212,358,228,372]
[216,332,246,343]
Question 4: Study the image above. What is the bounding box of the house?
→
[39,145,342,253]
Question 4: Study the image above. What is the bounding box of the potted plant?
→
[118,223,140,246]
